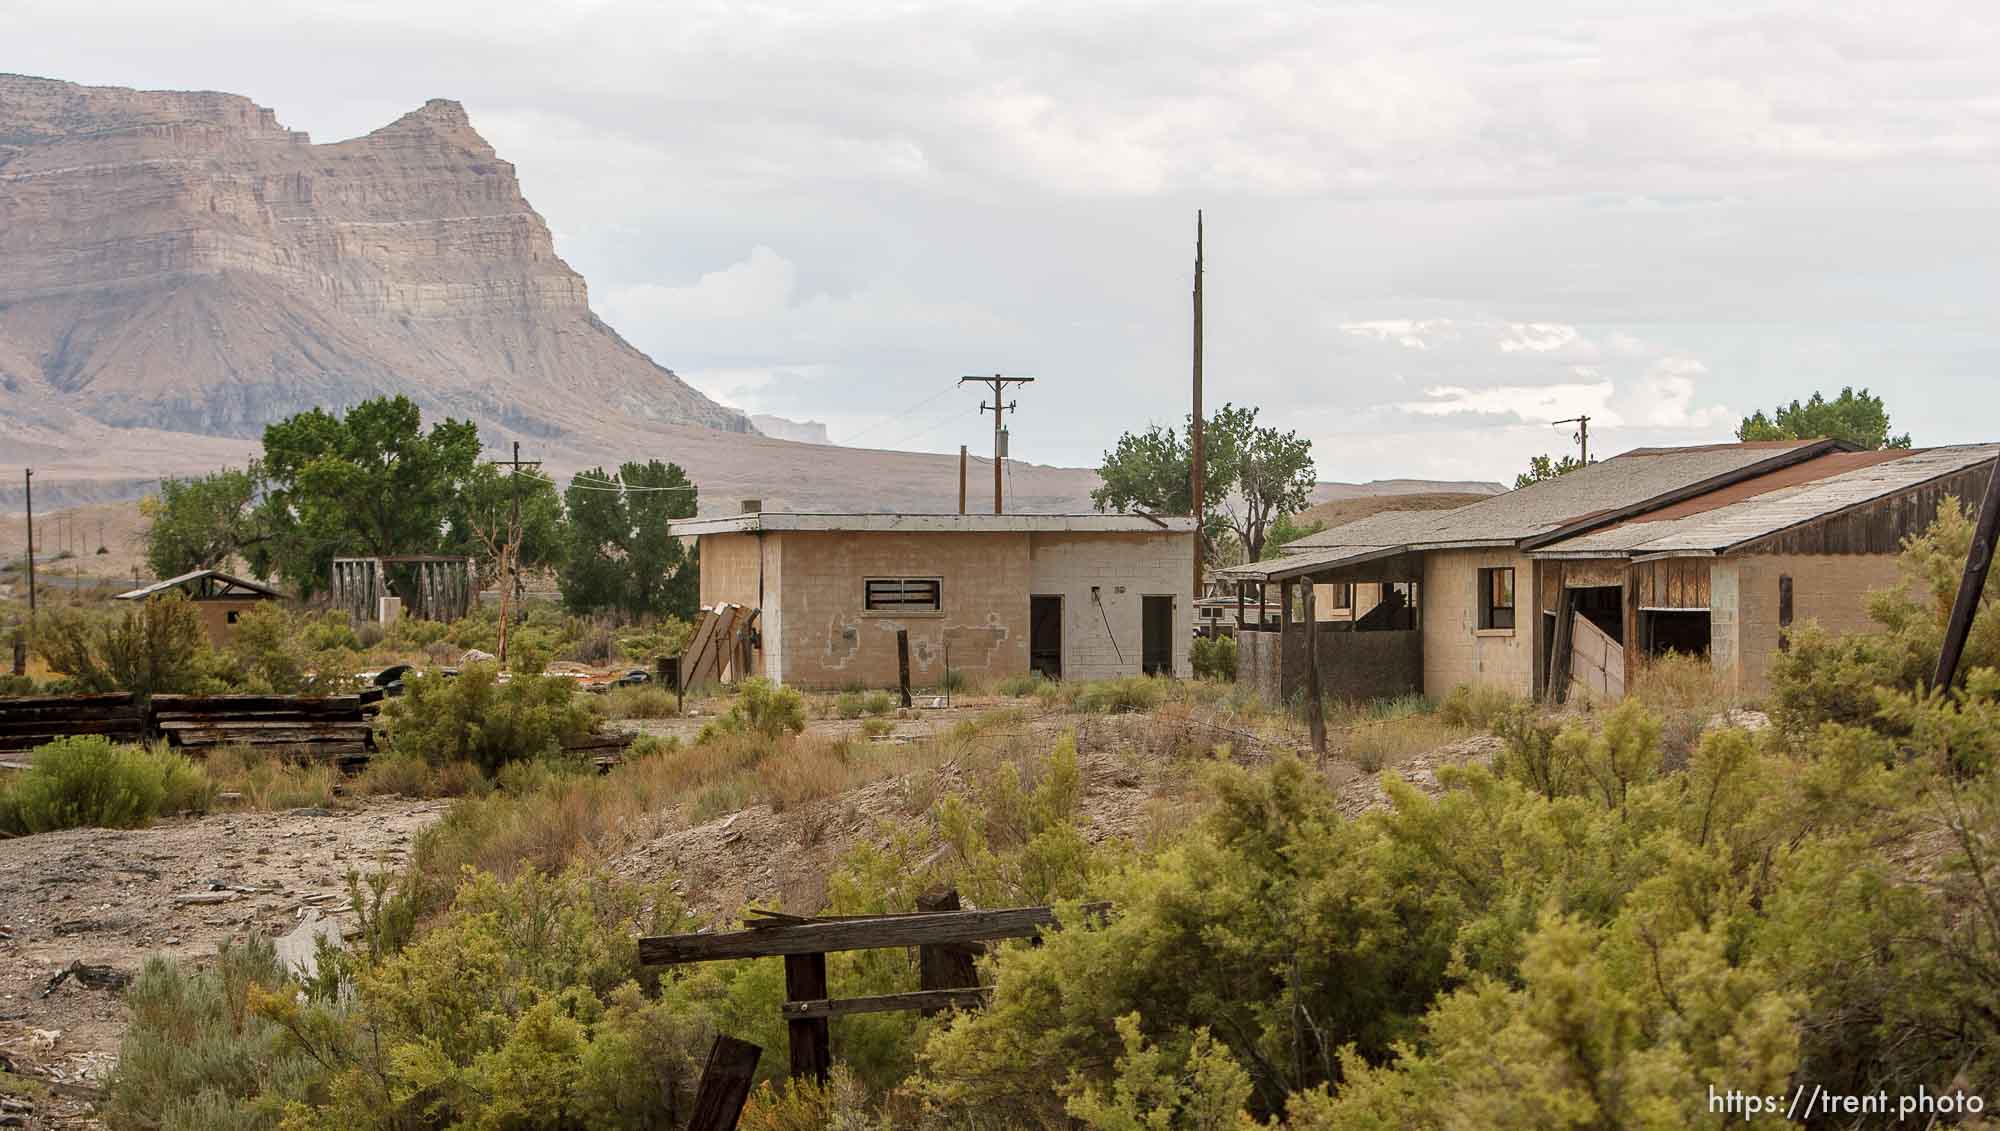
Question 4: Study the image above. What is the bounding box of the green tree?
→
[141,467,265,579]
[1213,404,1316,562]
[1737,386,1911,449]
[35,594,215,699]
[248,396,481,598]
[1094,403,1314,563]
[1260,513,1327,560]
[1513,453,1584,490]
[559,461,699,620]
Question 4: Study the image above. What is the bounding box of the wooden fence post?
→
[916,887,980,1017]
[1303,579,1325,757]
[687,1035,761,1131]
[784,952,832,1083]
[896,629,913,709]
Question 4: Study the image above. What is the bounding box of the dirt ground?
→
[0,798,448,1125]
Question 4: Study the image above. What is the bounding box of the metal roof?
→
[1529,445,2000,557]
[114,568,287,601]
[1282,439,1841,553]
[673,512,1197,537]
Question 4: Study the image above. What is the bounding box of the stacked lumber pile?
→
[0,693,146,753]
[150,690,384,768]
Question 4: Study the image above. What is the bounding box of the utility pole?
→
[22,469,34,618]
[958,445,968,515]
[1190,210,1205,602]
[487,442,541,665]
[959,374,1034,514]
[1554,415,1591,466]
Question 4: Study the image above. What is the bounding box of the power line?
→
[837,386,963,447]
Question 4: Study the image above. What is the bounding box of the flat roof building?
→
[676,512,1197,689]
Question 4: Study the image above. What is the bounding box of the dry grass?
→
[202,746,341,810]
[1337,714,1475,774]
[1629,650,1744,769]
[598,685,680,720]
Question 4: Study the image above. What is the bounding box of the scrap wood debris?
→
[38,961,131,999]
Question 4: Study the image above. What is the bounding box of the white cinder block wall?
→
[1028,533,1194,680]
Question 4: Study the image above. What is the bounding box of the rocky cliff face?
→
[0,74,750,440]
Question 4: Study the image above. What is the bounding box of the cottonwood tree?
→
[247,397,482,598]
[559,460,699,620]
[1738,386,1911,449]
[142,466,266,578]
[1093,403,1313,562]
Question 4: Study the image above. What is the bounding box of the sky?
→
[13,0,2000,484]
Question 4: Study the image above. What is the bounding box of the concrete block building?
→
[677,512,1197,689]
[1221,440,1999,704]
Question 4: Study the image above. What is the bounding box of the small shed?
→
[114,569,288,646]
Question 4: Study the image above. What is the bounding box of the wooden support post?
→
[1235,580,1245,632]
[959,445,968,515]
[916,888,980,1017]
[896,628,913,709]
[1303,578,1325,756]
[784,952,832,1083]
[1936,455,2000,691]
[687,1035,761,1131]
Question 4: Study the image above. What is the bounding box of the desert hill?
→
[0,74,1492,517]
[0,75,747,445]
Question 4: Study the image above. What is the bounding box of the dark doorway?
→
[1030,595,1063,680]
[1142,595,1174,675]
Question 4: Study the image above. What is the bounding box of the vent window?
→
[864,578,942,613]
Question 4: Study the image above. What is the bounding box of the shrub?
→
[940,668,969,693]
[861,690,895,716]
[0,737,212,834]
[1191,634,1237,681]
[1075,676,1167,714]
[997,672,1044,698]
[222,604,309,692]
[599,684,678,719]
[102,940,323,1131]
[382,664,598,773]
[701,677,806,740]
[859,716,895,739]
[35,594,214,698]
[246,868,715,1131]
[833,690,866,719]
[1435,682,1517,730]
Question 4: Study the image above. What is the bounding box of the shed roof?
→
[673,512,1197,537]
[114,569,287,601]
[1529,445,2000,558]
[1285,439,1842,553]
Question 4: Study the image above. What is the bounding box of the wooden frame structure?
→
[330,555,473,623]
[640,891,1106,1082]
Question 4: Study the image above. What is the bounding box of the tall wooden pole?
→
[960,375,1033,516]
[1191,211,1205,603]
[23,468,35,619]
[1934,454,2000,691]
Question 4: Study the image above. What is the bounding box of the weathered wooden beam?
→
[917,887,980,1017]
[897,628,912,709]
[785,952,831,1083]
[1302,580,1325,756]
[686,1035,761,1131]
[0,693,136,710]
[639,903,1111,965]
[781,987,992,1021]
[1935,455,2000,691]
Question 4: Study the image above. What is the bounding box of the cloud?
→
[11,0,1997,482]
